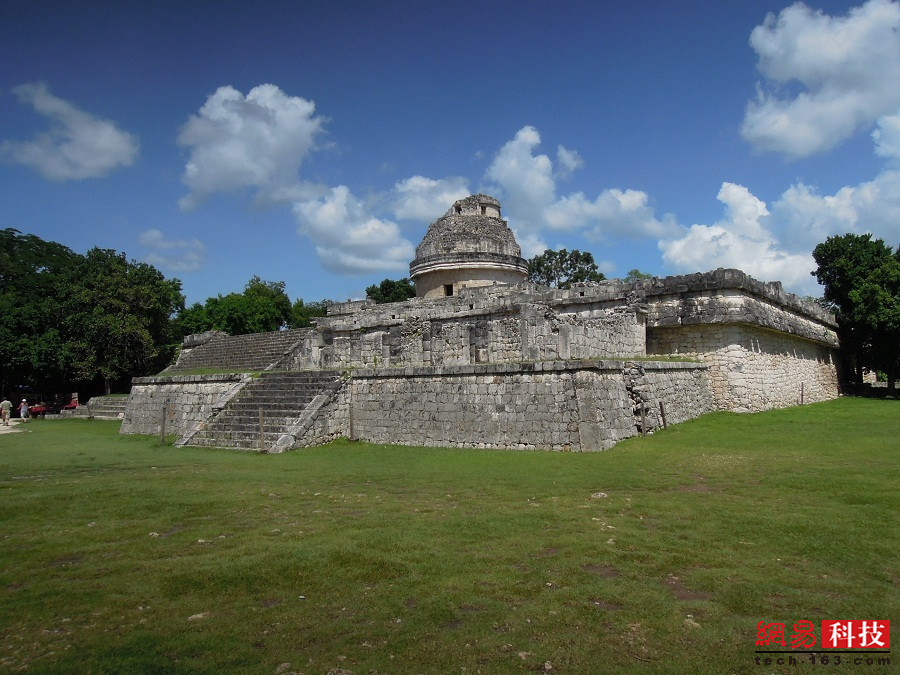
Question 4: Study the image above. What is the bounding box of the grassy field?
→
[0,398,896,673]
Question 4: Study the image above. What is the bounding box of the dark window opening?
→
[480,206,486,215]
[444,284,454,296]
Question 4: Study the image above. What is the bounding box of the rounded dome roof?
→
[412,194,523,260]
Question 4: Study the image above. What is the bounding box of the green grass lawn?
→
[1,398,896,673]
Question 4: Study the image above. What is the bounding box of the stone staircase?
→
[181,370,342,451]
[59,396,129,420]
[166,329,311,374]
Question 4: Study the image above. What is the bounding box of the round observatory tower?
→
[409,194,529,299]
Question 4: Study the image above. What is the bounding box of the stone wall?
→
[645,288,838,348]
[345,360,712,452]
[121,373,251,437]
[293,290,646,371]
[647,324,838,412]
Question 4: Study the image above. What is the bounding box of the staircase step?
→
[182,370,342,451]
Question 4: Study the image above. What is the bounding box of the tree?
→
[812,233,899,389]
[0,230,185,397]
[0,228,79,394]
[63,248,185,394]
[366,277,416,304]
[624,268,652,281]
[289,298,332,328]
[527,249,605,289]
[175,276,292,337]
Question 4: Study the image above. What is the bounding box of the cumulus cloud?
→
[659,183,816,291]
[762,113,900,255]
[292,186,415,275]
[485,126,558,229]
[773,171,900,250]
[555,145,584,178]
[544,190,679,239]
[661,2,900,295]
[1,82,139,180]
[485,125,677,241]
[514,231,550,259]
[177,84,326,209]
[177,83,467,275]
[661,106,900,296]
[391,175,470,221]
[138,229,206,273]
[741,0,900,158]
[873,111,900,162]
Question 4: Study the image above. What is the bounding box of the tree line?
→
[1,229,895,401]
[1,228,183,399]
[0,230,336,401]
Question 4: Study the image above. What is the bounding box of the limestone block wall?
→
[293,297,646,372]
[646,289,838,348]
[623,362,716,431]
[121,374,250,437]
[345,360,711,452]
[647,324,838,412]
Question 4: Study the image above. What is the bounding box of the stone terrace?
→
[166,328,312,373]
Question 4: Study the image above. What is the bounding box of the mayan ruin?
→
[121,194,840,453]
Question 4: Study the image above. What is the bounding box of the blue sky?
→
[2,0,898,304]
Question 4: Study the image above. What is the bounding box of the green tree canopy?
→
[366,278,416,304]
[0,229,185,397]
[289,298,332,328]
[64,248,185,393]
[0,228,79,394]
[812,233,899,388]
[176,276,292,337]
[527,249,606,289]
[624,268,652,281]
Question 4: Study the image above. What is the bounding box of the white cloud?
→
[1,82,138,180]
[484,126,677,241]
[514,231,550,259]
[177,84,326,209]
[742,0,900,158]
[597,260,617,277]
[762,113,900,252]
[391,175,470,221]
[663,3,900,295]
[544,190,679,239]
[292,186,415,275]
[664,105,900,296]
[873,111,900,162]
[773,170,900,249]
[138,229,206,273]
[485,126,557,230]
[555,145,584,178]
[659,183,816,292]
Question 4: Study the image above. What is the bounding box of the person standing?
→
[19,399,29,422]
[0,397,11,425]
